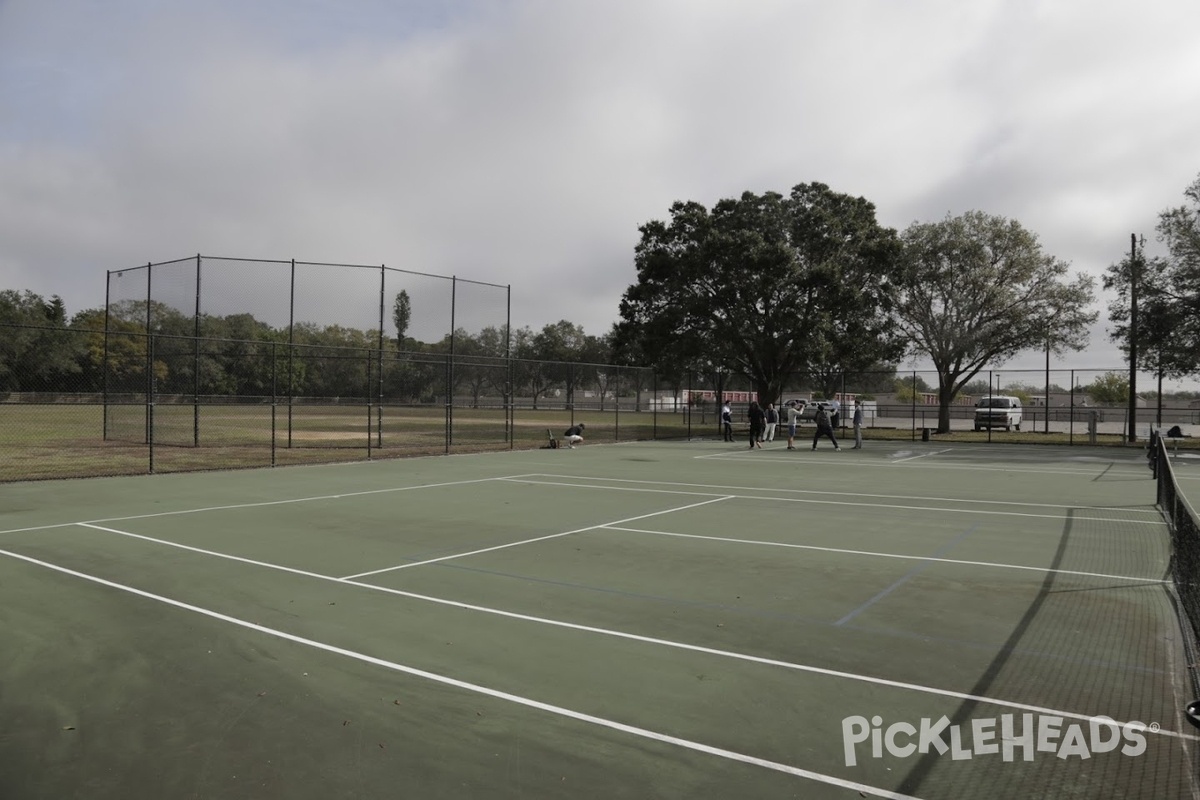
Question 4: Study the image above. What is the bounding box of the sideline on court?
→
[2,439,1197,799]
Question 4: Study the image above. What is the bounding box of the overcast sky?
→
[2,0,1198,377]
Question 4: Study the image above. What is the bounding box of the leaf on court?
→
[257,691,268,697]
[393,700,402,705]
[343,720,350,726]
[378,743,385,749]
[62,726,76,731]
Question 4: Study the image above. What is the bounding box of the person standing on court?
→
[721,401,734,442]
[763,403,778,443]
[785,400,801,450]
[852,399,864,449]
[812,404,840,450]
[747,401,765,449]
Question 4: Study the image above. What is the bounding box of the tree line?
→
[0,293,633,408]
[3,173,1197,427]
[616,174,1200,432]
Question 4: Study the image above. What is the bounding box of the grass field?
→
[3,401,1196,482]
[0,403,692,481]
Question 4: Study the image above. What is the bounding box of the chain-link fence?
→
[0,323,667,480]
[651,366,1200,445]
[3,316,1200,480]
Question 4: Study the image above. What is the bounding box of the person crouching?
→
[563,422,585,448]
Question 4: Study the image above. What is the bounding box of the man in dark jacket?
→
[747,401,765,449]
[563,422,585,449]
[812,405,840,451]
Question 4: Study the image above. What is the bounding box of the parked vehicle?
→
[974,395,1023,431]
[784,400,839,424]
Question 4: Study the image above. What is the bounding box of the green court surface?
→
[3,439,1199,799]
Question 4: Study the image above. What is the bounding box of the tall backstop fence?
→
[102,255,513,446]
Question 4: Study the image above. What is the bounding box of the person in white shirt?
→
[721,403,734,442]
[785,401,802,450]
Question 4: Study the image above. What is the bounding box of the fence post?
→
[910,369,917,441]
[366,349,374,460]
[287,258,295,449]
[271,341,277,467]
[1069,369,1075,445]
[146,262,155,474]
[194,253,201,447]
[377,265,385,449]
[102,270,112,441]
[652,370,657,441]
[614,365,620,442]
[444,354,452,454]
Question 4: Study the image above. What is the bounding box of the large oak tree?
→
[895,211,1096,432]
[617,182,904,403]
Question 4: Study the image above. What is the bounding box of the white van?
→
[974,396,1023,431]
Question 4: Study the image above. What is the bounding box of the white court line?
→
[504,478,1165,525]
[513,474,1162,515]
[603,526,1170,585]
[0,475,538,536]
[695,451,1150,478]
[0,546,922,800]
[892,448,955,463]
[340,495,734,580]
[62,520,1197,743]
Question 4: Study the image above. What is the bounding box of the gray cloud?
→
[2,0,1198,381]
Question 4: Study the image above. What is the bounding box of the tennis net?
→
[1155,432,1200,682]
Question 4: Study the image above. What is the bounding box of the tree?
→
[1086,371,1129,405]
[1105,172,1200,378]
[473,324,513,406]
[617,183,903,404]
[0,290,83,392]
[392,290,412,350]
[893,373,933,404]
[531,321,591,405]
[895,211,1096,433]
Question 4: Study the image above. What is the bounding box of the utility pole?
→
[1128,234,1138,443]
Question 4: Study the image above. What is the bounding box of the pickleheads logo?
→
[841,714,1149,767]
